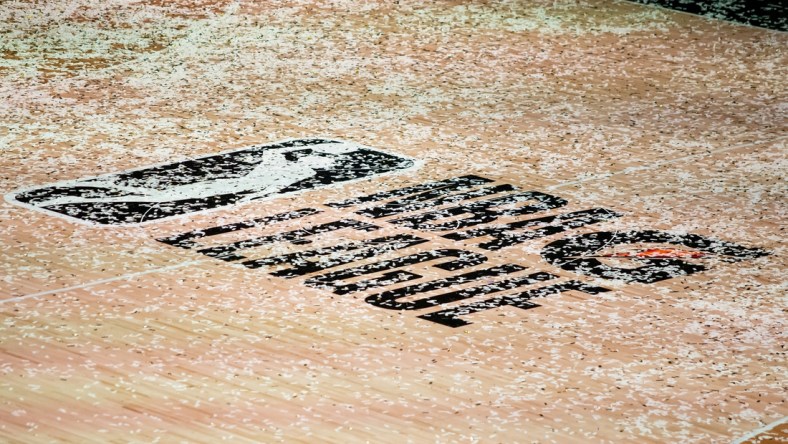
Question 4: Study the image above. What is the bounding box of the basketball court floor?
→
[1,0,785,442]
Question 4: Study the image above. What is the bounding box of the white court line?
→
[546,135,788,191]
[3,135,785,306]
[731,416,788,444]
[0,260,206,305]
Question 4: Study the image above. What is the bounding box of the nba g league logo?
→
[8,139,768,328]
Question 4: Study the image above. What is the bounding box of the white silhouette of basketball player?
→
[34,142,357,207]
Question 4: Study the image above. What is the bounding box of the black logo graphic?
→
[11,133,766,329]
[6,139,417,225]
[541,230,769,284]
[157,174,770,328]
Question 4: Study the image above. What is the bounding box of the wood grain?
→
[1,0,785,442]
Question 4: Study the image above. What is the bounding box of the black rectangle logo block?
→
[7,139,418,226]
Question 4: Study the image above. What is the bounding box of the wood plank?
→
[1,0,785,442]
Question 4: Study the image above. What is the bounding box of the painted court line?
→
[546,135,788,191]
[3,135,784,306]
[0,260,206,305]
[731,416,788,444]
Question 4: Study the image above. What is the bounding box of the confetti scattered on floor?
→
[1,1,786,442]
